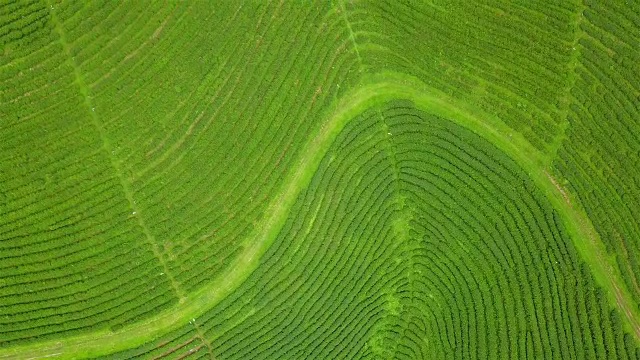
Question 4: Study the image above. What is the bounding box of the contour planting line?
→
[2,71,638,359]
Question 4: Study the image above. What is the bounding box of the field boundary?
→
[2,71,638,359]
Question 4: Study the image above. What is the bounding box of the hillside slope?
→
[1,1,639,359]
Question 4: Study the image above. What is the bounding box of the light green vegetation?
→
[1,1,639,359]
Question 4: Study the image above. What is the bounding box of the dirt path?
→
[3,72,639,359]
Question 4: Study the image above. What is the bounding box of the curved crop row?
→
[0,0,49,49]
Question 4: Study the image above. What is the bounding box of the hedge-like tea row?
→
[0,0,49,48]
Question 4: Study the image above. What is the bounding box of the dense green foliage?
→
[1,0,639,359]
[98,103,640,359]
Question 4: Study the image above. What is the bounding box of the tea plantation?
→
[1,1,639,359]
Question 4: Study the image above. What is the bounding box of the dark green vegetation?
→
[1,1,639,359]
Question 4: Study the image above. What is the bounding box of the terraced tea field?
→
[1,1,639,359]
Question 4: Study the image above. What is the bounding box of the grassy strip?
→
[2,71,638,359]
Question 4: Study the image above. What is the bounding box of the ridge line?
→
[336,0,363,70]
[373,108,421,358]
[44,1,185,301]
[547,0,586,160]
